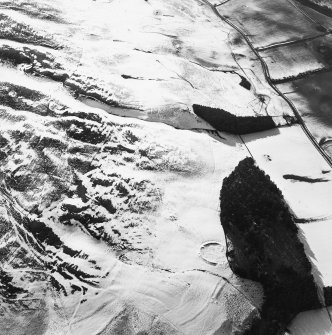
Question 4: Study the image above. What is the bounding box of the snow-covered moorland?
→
[0,0,332,334]
[0,0,271,334]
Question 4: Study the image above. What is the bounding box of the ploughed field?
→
[0,0,332,334]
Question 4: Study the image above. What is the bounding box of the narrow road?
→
[201,0,332,168]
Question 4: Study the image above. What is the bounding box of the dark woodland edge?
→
[220,157,321,334]
[192,104,295,135]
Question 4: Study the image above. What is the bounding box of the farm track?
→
[202,0,332,168]
[256,31,332,52]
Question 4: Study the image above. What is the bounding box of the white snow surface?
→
[0,74,263,334]
[1,0,332,334]
[0,0,293,128]
[243,126,332,219]
[300,220,332,288]
[289,308,332,335]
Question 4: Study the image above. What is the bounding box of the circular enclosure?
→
[199,241,225,266]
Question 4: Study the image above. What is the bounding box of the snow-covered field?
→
[243,126,332,219]
[260,35,332,81]
[217,0,324,49]
[243,127,332,332]
[289,308,332,335]
[278,74,332,161]
[300,219,332,288]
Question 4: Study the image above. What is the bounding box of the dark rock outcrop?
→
[0,13,58,48]
[220,157,321,334]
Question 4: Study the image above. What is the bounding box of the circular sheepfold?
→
[200,241,225,265]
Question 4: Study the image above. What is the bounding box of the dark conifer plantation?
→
[220,157,321,334]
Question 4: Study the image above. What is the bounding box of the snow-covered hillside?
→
[0,0,332,334]
[0,0,270,334]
